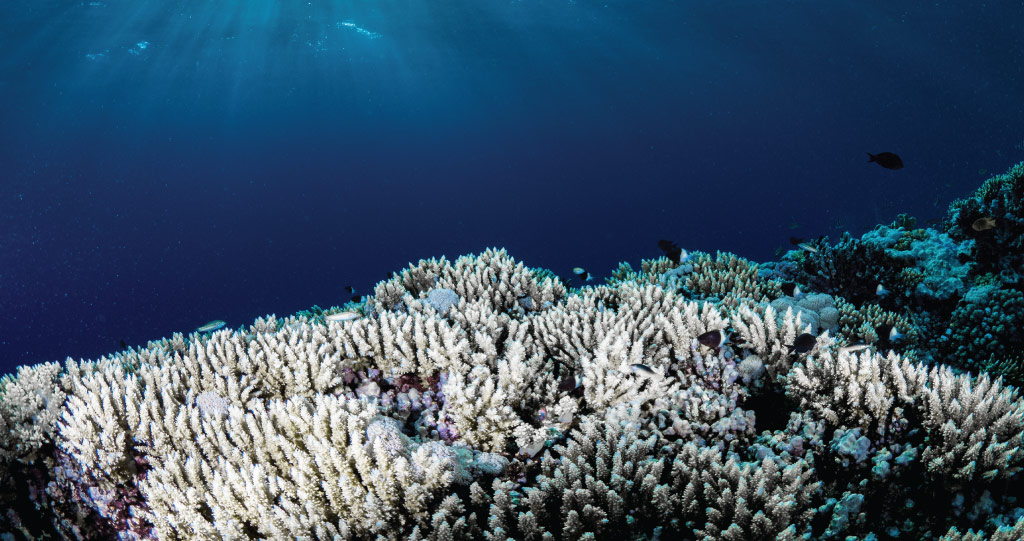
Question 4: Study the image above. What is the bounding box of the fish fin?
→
[866,152,875,162]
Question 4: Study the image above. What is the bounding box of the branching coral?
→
[939,285,1024,385]
[4,222,1024,540]
[947,162,1024,279]
[683,251,783,307]
[788,347,1024,486]
[0,361,67,466]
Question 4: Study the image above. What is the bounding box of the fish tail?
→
[866,152,875,162]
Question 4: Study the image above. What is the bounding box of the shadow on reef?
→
[2,163,1024,539]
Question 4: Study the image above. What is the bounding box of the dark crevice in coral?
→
[743,391,791,434]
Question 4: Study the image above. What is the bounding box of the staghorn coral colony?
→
[4,164,1024,540]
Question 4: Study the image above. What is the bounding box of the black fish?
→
[780,282,801,297]
[786,333,817,354]
[874,323,904,342]
[351,295,362,303]
[345,285,356,294]
[867,152,904,170]
[658,240,683,264]
[789,236,804,246]
[558,374,585,398]
[119,339,127,349]
[697,329,724,348]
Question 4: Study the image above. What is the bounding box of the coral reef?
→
[3,163,1024,539]
[766,163,1024,387]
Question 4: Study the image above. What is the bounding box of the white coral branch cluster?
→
[661,441,820,540]
[788,347,1024,483]
[920,366,1024,482]
[4,248,1024,539]
[0,361,67,466]
[788,349,927,433]
[732,304,824,382]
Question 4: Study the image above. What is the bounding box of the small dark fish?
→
[658,239,684,264]
[572,267,593,281]
[781,282,802,297]
[697,329,725,348]
[875,324,894,342]
[119,339,127,349]
[786,333,817,354]
[558,374,585,398]
[972,216,997,232]
[351,295,363,303]
[789,236,804,246]
[345,285,356,294]
[867,152,904,170]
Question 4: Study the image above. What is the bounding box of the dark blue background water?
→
[2,0,1023,374]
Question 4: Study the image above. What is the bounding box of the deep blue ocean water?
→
[2,0,1023,374]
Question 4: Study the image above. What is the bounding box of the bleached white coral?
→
[919,366,1024,483]
[141,394,459,539]
[330,309,473,380]
[941,515,1024,540]
[366,416,413,458]
[788,347,1024,484]
[373,248,566,316]
[195,390,230,419]
[479,407,669,539]
[732,304,825,382]
[9,248,1024,539]
[787,349,927,432]
[0,361,67,465]
[440,365,522,451]
[58,358,140,486]
[659,442,820,540]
